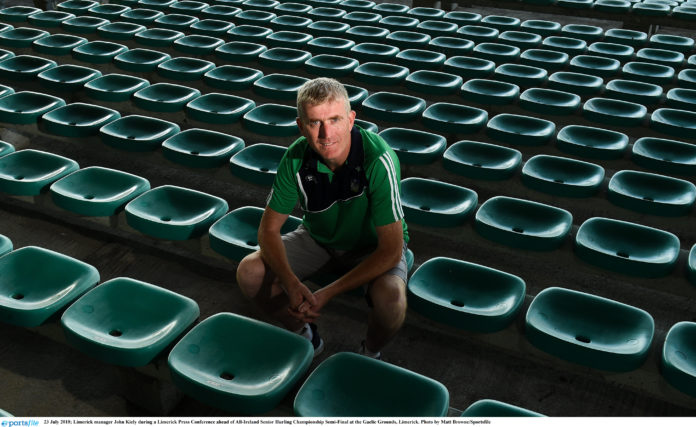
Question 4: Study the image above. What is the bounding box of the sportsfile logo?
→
[1,421,39,427]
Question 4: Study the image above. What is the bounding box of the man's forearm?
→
[258,229,298,291]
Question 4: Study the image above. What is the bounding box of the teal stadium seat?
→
[274,2,313,16]
[199,5,241,20]
[636,48,685,67]
[162,128,245,168]
[678,69,696,89]
[235,9,277,26]
[113,48,171,73]
[133,28,185,48]
[294,352,449,416]
[0,233,11,257]
[61,16,109,35]
[227,25,273,43]
[417,20,458,38]
[252,73,308,101]
[190,19,234,37]
[0,246,99,327]
[526,287,654,371]
[350,43,400,62]
[340,0,375,12]
[120,8,165,25]
[379,15,419,32]
[0,140,14,157]
[662,321,696,397]
[32,34,87,56]
[125,185,228,240]
[133,83,201,113]
[604,28,647,48]
[157,57,216,81]
[361,92,426,124]
[96,22,146,41]
[204,65,264,90]
[607,169,696,216]
[666,88,696,112]
[71,40,128,64]
[306,20,350,37]
[632,137,696,176]
[100,115,180,151]
[457,25,499,44]
[186,93,255,124]
[229,143,286,186]
[40,102,120,137]
[306,36,355,55]
[27,11,76,28]
[353,62,409,86]
[400,177,478,227]
[0,55,56,81]
[307,7,347,23]
[442,140,522,180]
[304,54,358,78]
[593,0,631,13]
[84,73,149,102]
[556,124,629,159]
[621,61,675,85]
[574,217,680,277]
[0,149,78,196]
[632,2,671,16]
[461,79,520,106]
[420,102,487,135]
[258,47,312,70]
[50,166,150,217]
[37,64,101,92]
[650,108,696,140]
[87,4,132,20]
[462,399,543,417]
[208,206,301,261]
[265,31,313,49]
[561,23,602,42]
[408,257,525,332]
[480,14,520,31]
[603,79,663,105]
[486,113,556,146]
[173,1,217,15]
[61,277,199,366]
[474,196,572,250]
[57,1,99,16]
[443,10,481,25]
[569,55,620,78]
[0,48,12,62]
[386,31,431,50]
[169,312,313,414]
[522,154,604,197]
[242,103,299,137]
[472,42,521,64]
[408,6,446,20]
[428,36,474,57]
[493,63,548,88]
[519,88,581,115]
[443,56,495,79]
[174,35,225,55]
[0,6,41,23]
[582,97,648,127]
[547,71,603,96]
[270,16,313,32]
[395,48,445,71]
[587,41,635,62]
[345,85,368,110]
[519,19,560,37]
[0,91,65,125]
[498,30,541,50]
[542,36,587,56]
[649,34,694,54]
[215,41,268,63]
[140,0,177,10]
[377,127,445,165]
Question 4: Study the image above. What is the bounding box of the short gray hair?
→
[296,78,351,121]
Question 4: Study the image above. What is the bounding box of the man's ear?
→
[296,116,305,137]
[349,110,356,128]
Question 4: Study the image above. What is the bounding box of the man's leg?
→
[364,273,407,354]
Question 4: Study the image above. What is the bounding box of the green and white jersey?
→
[268,126,409,251]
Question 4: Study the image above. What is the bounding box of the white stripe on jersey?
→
[378,152,403,221]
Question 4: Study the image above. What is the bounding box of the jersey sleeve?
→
[367,148,405,227]
[267,148,299,215]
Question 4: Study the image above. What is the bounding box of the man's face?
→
[297,98,356,171]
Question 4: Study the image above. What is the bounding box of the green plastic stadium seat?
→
[690,245,696,285]
[417,20,457,38]
[593,0,631,13]
[32,34,87,56]
[678,69,696,89]
[306,36,355,55]
[0,91,65,125]
[672,5,696,20]
[575,217,680,277]
[373,2,409,16]
[636,48,685,67]
[171,1,215,14]
[361,92,426,124]
[0,27,48,48]
[84,73,149,102]
[353,62,408,87]
[208,206,301,260]
[395,48,444,71]
[140,0,177,10]
[608,169,696,216]
[120,8,164,25]
[547,71,603,96]
[379,15,418,32]
[229,143,286,185]
[561,23,602,42]
[345,25,389,43]
[339,0,375,12]
[252,73,307,101]
[408,6,445,20]
[0,149,78,196]
[603,79,663,105]
[443,56,495,79]
[421,102,486,134]
[100,115,180,151]
[443,10,481,25]
[37,64,101,92]
[473,42,520,63]
[258,47,311,70]
[475,196,572,250]
[0,6,41,23]
[632,137,696,176]
[169,312,313,414]
[662,322,696,396]
[404,70,462,96]
[650,108,696,139]
[480,15,520,31]
[345,84,368,110]
[587,42,634,61]
[633,2,671,16]
[0,234,11,257]
[270,15,312,32]
[304,54,358,77]
[569,55,620,78]
[378,127,446,165]
[493,63,547,87]
[442,140,522,180]
[133,28,184,47]
[408,257,524,332]
[622,61,675,85]
[306,20,350,37]
[350,43,399,62]
[113,48,170,72]
[235,9,276,26]
[498,30,541,49]
[582,97,647,127]
[519,49,569,71]
[199,5,241,20]
[457,25,498,44]
[429,37,473,57]
[173,35,225,55]
[541,36,586,56]
[400,177,477,227]
[215,41,267,62]
[40,102,120,137]
[526,286,654,371]
[71,40,127,64]
[242,103,299,138]
[266,31,313,49]
[557,124,629,159]
[294,352,449,417]
[61,16,109,34]
[186,92,255,124]
[87,4,131,20]
[522,154,604,197]
[386,31,431,49]
[342,11,382,26]
[462,399,543,417]
[27,11,76,28]
[0,54,56,81]
[162,128,244,168]
[0,246,99,327]
[190,19,234,37]
[227,25,273,43]
[125,185,228,240]
[61,276,198,366]
[275,2,313,16]
[604,28,647,48]
[666,88,696,112]
[520,19,560,37]
[0,140,14,157]
[133,83,201,113]
[307,6,347,22]
[0,48,12,62]
[519,88,580,115]
[650,34,694,53]
[461,79,520,106]
[50,166,149,216]
[57,0,98,16]
[203,65,264,91]
[486,113,556,146]
[96,22,145,41]
[157,57,216,81]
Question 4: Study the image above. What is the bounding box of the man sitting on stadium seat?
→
[236,77,409,360]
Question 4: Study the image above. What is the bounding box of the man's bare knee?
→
[370,275,407,314]
[236,252,267,299]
